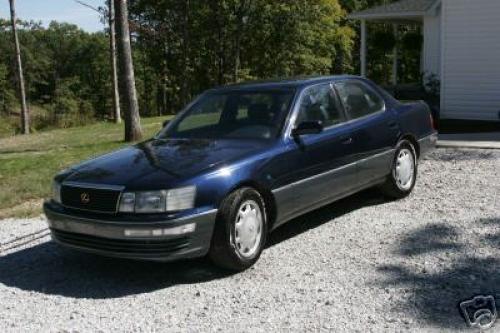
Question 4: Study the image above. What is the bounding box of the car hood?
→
[63,138,270,190]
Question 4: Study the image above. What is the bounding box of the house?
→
[349,0,500,122]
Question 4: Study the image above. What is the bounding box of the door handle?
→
[341,137,353,145]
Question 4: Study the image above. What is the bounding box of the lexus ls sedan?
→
[45,76,437,271]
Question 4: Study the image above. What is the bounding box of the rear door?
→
[334,80,399,187]
[272,83,358,225]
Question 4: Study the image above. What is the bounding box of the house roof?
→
[348,0,439,20]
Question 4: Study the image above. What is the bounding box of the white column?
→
[392,24,398,85]
[360,19,367,77]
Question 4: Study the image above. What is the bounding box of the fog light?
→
[124,223,196,237]
[123,229,150,237]
[166,223,196,235]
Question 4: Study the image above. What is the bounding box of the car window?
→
[177,95,225,132]
[162,90,295,140]
[335,81,384,119]
[295,84,346,128]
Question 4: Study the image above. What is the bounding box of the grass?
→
[0,116,170,219]
[0,104,53,138]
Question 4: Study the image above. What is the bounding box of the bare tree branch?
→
[73,0,100,14]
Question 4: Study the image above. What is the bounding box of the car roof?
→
[210,75,363,92]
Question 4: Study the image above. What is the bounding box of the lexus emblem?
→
[80,192,90,204]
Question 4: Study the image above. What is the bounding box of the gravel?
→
[0,148,499,332]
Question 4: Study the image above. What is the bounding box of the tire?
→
[379,140,418,199]
[209,187,268,271]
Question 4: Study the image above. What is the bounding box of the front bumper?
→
[44,202,217,262]
[419,132,438,157]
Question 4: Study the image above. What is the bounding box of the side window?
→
[335,81,384,119]
[296,84,345,128]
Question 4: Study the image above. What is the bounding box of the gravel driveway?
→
[0,148,499,332]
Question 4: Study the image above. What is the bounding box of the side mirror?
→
[162,119,170,127]
[292,120,323,137]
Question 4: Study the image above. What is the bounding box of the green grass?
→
[0,116,170,218]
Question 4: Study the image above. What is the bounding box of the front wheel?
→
[380,140,417,199]
[209,187,267,271]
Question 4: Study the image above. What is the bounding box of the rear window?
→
[335,81,384,119]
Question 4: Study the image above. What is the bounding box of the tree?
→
[75,0,121,123]
[108,0,121,123]
[114,0,142,141]
[1,0,368,132]
[231,0,251,82]
[9,0,29,134]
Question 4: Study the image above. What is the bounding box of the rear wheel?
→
[380,140,417,199]
[209,187,267,271]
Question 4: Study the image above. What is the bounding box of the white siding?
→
[423,8,441,79]
[441,0,500,120]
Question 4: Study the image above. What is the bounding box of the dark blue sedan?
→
[44,76,437,271]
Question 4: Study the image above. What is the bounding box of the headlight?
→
[52,181,61,204]
[135,191,166,213]
[166,186,196,211]
[118,186,196,213]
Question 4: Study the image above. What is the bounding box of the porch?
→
[348,0,441,87]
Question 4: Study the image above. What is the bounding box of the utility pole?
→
[115,0,142,142]
[9,0,29,134]
[74,0,121,123]
[108,0,121,123]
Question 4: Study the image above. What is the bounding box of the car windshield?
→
[159,89,295,140]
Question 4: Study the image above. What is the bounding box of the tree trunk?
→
[233,24,241,82]
[180,0,190,107]
[114,0,142,142]
[333,46,344,74]
[233,0,248,83]
[108,0,121,124]
[160,44,168,116]
[9,0,29,134]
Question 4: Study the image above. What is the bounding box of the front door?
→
[272,83,358,225]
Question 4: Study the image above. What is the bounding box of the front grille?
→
[51,229,190,256]
[61,184,122,214]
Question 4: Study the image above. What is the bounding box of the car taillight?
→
[430,114,436,130]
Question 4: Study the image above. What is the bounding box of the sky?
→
[0,0,106,32]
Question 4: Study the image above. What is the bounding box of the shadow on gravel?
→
[268,188,387,247]
[377,217,500,329]
[397,223,463,257]
[0,188,388,299]
[0,242,232,299]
